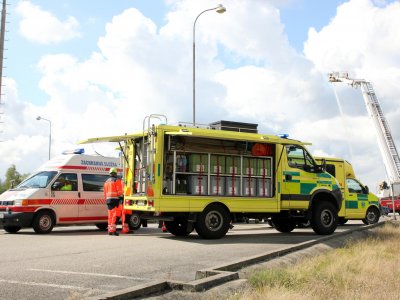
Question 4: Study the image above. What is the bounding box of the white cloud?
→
[16,1,81,44]
[2,0,400,194]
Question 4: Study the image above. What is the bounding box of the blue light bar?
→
[278,133,289,139]
[62,148,85,155]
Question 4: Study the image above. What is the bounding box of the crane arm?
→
[328,72,400,187]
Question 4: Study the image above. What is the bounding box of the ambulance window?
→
[17,171,57,189]
[52,173,78,191]
[82,174,109,192]
[346,178,363,194]
[286,145,315,171]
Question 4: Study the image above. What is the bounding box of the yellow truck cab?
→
[315,157,380,224]
[82,116,342,239]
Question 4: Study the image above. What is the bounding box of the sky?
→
[1,0,399,193]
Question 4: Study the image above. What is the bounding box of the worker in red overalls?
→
[104,167,123,236]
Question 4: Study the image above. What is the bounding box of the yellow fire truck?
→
[315,157,380,225]
[81,115,342,239]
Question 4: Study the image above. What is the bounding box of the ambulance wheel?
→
[164,218,192,236]
[195,204,231,239]
[338,217,348,225]
[271,216,296,232]
[95,223,108,231]
[3,226,21,233]
[127,213,142,230]
[311,201,338,235]
[362,207,380,225]
[32,210,55,234]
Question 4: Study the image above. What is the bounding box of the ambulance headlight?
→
[12,199,28,206]
[13,199,23,206]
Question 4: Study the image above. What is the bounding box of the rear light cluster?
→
[124,199,154,207]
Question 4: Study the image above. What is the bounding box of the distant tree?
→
[0,165,29,193]
[0,178,4,194]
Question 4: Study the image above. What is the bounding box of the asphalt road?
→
[0,221,366,300]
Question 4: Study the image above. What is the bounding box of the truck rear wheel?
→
[311,202,338,235]
[33,210,55,234]
[362,207,380,225]
[271,216,296,233]
[164,218,192,236]
[3,226,21,234]
[127,213,142,230]
[195,204,230,239]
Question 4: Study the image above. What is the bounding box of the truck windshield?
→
[17,171,57,189]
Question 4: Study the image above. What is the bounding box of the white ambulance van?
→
[0,149,120,234]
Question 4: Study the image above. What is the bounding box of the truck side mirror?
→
[363,185,369,194]
[320,159,326,172]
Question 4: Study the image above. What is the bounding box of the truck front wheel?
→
[195,204,230,239]
[362,207,380,225]
[311,202,338,235]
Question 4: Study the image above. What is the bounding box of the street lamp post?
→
[36,116,52,160]
[193,4,226,126]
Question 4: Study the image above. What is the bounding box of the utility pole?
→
[0,0,6,138]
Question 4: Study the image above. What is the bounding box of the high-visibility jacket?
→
[104,177,123,200]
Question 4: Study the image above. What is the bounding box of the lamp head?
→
[216,4,226,14]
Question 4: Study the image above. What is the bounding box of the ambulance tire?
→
[3,226,21,233]
[127,213,142,230]
[362,207,380,225]
[311,201,338,235]
[164,218,192,236]
[32,210,55,234]
[95,223,108,231]
[195,204,231,239]
[270,217,296,233]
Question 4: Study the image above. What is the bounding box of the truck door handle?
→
[78,192,81,198]
[285,174,292,181]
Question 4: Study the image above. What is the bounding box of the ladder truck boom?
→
[328,72,400,198]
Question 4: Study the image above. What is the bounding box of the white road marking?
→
[0,279,88,290]
[28,268,144,280]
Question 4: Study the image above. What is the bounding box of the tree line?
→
[0,165,30,194]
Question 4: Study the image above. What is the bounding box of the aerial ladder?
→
[328,72,400,212]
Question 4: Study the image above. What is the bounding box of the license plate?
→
[137,200,146,206]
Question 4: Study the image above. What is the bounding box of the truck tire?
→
[32,210,55,234]
[164,218,192,236]
[3,226,21,234]
[195,204,230,239]
[271,216,296,233]
[311,201,338,235]
[362,207,380,225]
[127,213,142,230]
